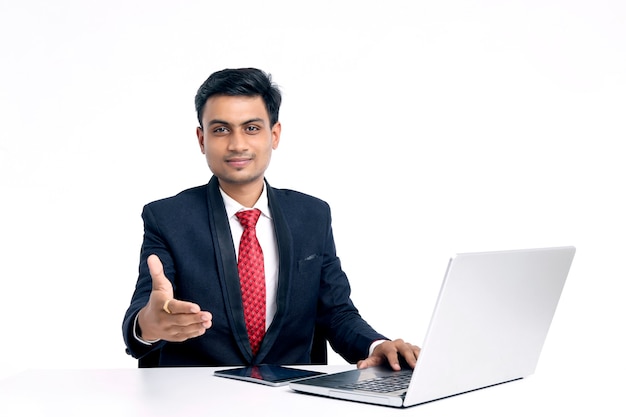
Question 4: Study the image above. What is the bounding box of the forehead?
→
[202,95,269,124]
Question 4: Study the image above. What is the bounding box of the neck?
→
[219,178,264,208]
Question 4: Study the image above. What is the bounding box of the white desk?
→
[0,365,611,416]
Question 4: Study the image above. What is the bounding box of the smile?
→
[226,157,252,169]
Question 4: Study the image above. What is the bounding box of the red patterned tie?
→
[236,209,266,355]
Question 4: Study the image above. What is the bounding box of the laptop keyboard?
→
[338,372,412,393]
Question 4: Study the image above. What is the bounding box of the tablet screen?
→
[214,365,325,386]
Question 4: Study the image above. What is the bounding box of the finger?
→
[147,254,173,297]
[357,355,384,369]
[396,343,420,368]
[376,339,403,371]
[165,321,211,342]
[161,312,213,342]
[385,351,402,371]
[163,299,203,315]
[167,315,209,329]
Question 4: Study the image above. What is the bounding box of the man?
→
[122,68,420,369]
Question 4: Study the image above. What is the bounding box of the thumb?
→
[357,355,384,370]
[147,254,173,297]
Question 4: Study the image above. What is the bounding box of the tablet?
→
[214,365,326,387]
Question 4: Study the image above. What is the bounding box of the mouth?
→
[226,156,253,169]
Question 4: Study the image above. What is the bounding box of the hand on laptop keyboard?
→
[356,338,421,371]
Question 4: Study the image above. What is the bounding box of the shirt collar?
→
[220,183,271,220]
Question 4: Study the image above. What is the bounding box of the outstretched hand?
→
[136,254,212,342]
[356,339,421,371]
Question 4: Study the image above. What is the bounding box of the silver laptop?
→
[290,246,576,407]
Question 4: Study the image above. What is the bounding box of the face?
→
[196,95,281,194]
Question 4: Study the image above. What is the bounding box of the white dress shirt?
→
[220,184,279,330]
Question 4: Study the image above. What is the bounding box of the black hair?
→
[194,68,282,128]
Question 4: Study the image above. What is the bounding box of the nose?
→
[227,130,248,152]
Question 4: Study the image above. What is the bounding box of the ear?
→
[271,121,281,150]
[196,126,206,154]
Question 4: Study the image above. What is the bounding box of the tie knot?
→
[236,209,262,228]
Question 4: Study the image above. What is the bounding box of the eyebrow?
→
[207,118,266,127]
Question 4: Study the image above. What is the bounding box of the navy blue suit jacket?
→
[122,176,386,366]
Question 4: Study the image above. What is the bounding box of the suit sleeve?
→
[314,207,388,363]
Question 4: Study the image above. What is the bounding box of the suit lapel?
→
[254,181,294,363]
[206,176,253,361]
[206,177,295,364]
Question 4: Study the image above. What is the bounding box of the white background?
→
[0,0,624,412]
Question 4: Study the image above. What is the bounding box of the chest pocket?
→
[297,254,322,273]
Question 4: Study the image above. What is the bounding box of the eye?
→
[212,126,230,135]
[245,125,261,134]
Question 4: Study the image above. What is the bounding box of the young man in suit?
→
[122,68,420,369]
